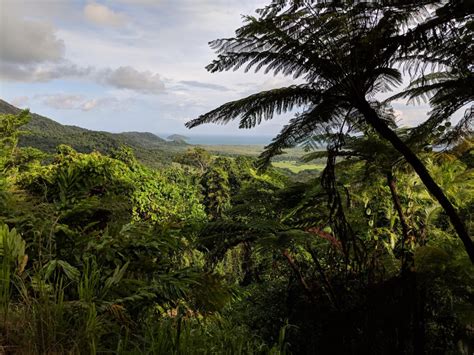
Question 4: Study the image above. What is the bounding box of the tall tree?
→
[186,1,474,262]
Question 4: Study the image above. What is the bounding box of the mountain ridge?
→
[0,99,186,167]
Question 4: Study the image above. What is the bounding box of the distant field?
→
[198,144,265,156]
[198,144,312,161]
[272,161,325,173]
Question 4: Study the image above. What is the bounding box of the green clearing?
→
[272,160,325,173]
[198,144,311,161]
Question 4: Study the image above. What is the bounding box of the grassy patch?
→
[272,161,325,173]
[198,145,309,160]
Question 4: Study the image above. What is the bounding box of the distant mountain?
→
[167,134,189,143]
[0,99,186,167]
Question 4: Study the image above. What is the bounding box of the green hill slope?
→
[0,99,186,167]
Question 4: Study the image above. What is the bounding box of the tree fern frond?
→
[257,98,346,169]
[186,85,317,129]
[439,105,474,145]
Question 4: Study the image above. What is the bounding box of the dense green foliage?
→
[1,109,472,353]
[0,111,294,353]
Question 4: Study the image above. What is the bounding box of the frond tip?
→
[185,85,316,129]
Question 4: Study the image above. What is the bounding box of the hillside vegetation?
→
[0,99,186,168]
[1,106,472,354]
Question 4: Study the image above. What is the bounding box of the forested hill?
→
[167,134,189,143]
[0,99,187,167]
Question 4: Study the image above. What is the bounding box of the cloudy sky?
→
[0,0,430,137]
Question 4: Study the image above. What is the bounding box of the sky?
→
[0,0,431,137]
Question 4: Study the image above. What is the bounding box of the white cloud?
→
[0,0,77,23]
[84,3,127,27]
[81,99,100,111]
[0,7,93,82]
[98,66,165,94]
[42,94,84,110]
[40,94,118,111]
[81,97,123,111]
[0,15,64,64]
[10,96,29,108]
[0,61,92,82]
[392,103,430,127]
[179,80,230,91]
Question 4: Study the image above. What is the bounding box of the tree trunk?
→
[357,100,474,263]
[307,246,339,309]
[281,249,313,298]
[413,273,426,355]
[386,171,411,272]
